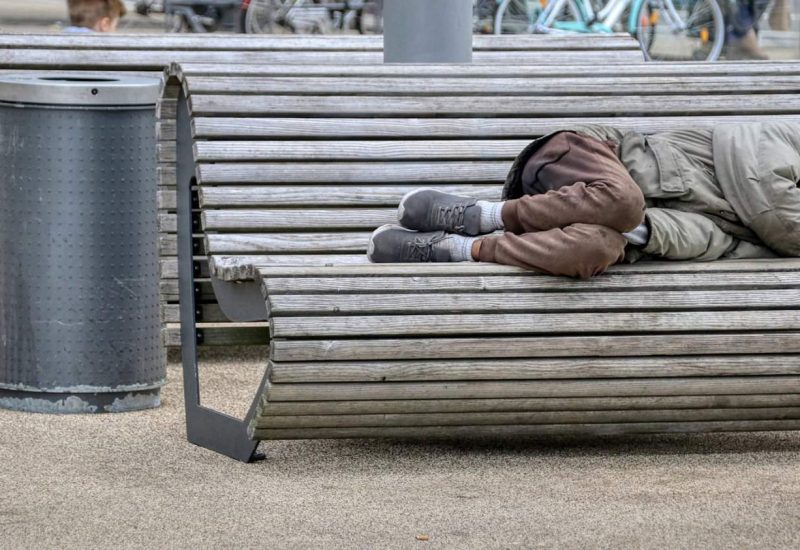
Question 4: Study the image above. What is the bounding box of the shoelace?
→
[403,233,447,262]
[403,235,435,262]
[435,204,466,232]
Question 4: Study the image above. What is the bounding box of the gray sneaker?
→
[397,188,482,235]
[367,224,455,263]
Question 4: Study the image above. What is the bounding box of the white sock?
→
[623,222,650,246]
[476,201,505,234]
[439,235,477,262]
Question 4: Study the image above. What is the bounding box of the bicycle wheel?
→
[494,0,534,34]
[633,0,725,61]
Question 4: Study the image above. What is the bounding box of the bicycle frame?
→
[536,0,696,37]
[536,0,644,33]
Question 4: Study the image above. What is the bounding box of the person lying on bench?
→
[367,122,800,279]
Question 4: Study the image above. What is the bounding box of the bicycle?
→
[492,0,726,61]
[135,0,245,32]
[243,0,382,34]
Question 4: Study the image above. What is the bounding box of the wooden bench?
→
[168,60,800,461]
[0,32,643,350]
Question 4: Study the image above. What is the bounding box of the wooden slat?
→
[178,61,800,78]
[188,94,799,116]
[157,188,177,210]
[269,355,800,383]
[206,232,371,254]
[251,258,800,277]
[252,407,800,430]
[192,114,800,138]
[159,213,177,233]
[194,140,530,161]
[262,271,800,294]
[267,289,800,315]
[270,333,800,362]
[198,161,510,184]
[186,75,800,96]
[161,279,214,302]
[158,142,176,163]
[249,419,800,440]
[202,208,395,230]
[209,256,800,283]
[266,376,800,401]
[211,254,371,281]
[271,310,800,338]
[257,394,800,416]
[199,184,501,207]
[0,33,640,51]
[162,324,268,346]
[0,49,643,70]
[162,304,228,323]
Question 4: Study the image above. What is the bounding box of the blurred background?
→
[0,0,797,59]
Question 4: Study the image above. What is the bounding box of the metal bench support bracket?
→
[176,88,264,463]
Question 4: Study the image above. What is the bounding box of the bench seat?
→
[248,261,800,439]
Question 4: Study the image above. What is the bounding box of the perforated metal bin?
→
[0,75,165,413]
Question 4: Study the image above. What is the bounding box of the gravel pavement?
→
[1,353,800,549]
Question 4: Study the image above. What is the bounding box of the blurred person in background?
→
[726,0,771,59]
[64,0,127,32]
[768,0,792,31]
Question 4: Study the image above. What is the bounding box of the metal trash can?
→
[0,75,165,413]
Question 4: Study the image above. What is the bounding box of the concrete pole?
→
[383,0,473,63]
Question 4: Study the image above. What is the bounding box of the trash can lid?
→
[0,74,161,107]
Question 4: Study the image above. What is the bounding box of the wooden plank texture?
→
[269,355,800,383]
[178,61,800,78]
[199,184,501,207]
[188,94,799,116]
[266,376,800,401]
[0,33,640,51]
[270,333,800,362]
[192,115,800,138]
[252,407,800,430]
[203,208,396,230]
[0,49,644,70]
[198,161,510,184]
[206,233,371,254]
[256,394,800,416]
[266,289,800,315]
[186,75,800,95]
[262,271,800,294]
[207,256,800,282]
[249,419,800,440]
[194,140,530,161]
[271,310,800,338]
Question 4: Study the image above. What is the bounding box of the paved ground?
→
[1,351,800,549]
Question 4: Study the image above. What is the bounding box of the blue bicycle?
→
[493,0,726,61]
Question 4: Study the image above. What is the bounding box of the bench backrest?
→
[162,59,800,346]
